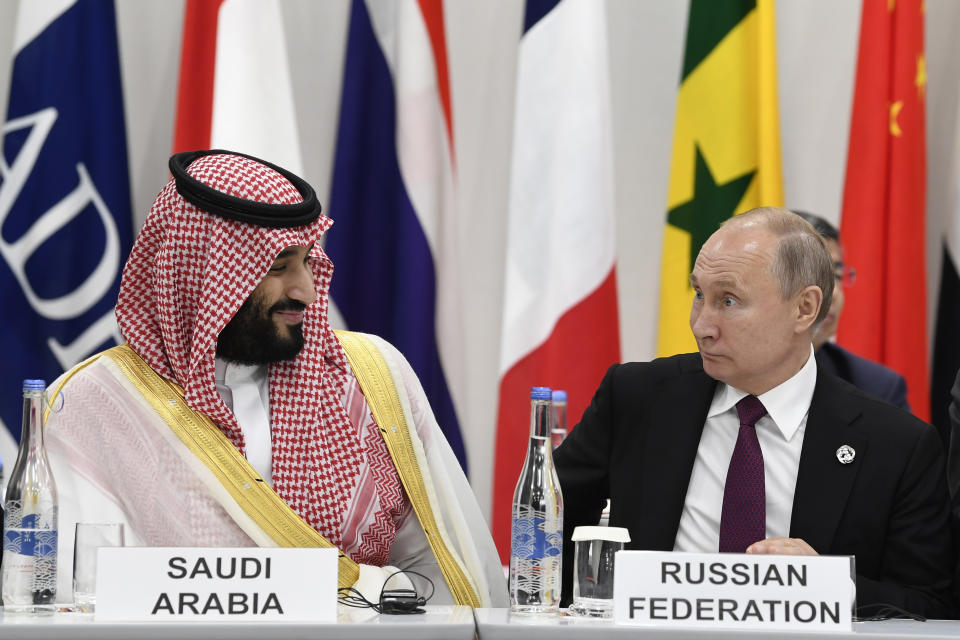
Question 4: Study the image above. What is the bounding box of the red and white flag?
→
[173,0,301,171]
[491,0,620,560]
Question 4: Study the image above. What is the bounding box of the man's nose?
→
[288,264,317,306]
[690,305,717,341]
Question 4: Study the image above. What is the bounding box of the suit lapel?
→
[631,359,716,550]
[789,368,867,552]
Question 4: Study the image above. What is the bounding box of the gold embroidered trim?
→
[99,344,359,588]
[335,331,481,608]
[46,351,107,423]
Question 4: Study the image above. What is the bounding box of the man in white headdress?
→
[45,150,507,608]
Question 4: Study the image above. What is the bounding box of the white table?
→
[0,604,475,640]
[474,608,960,639]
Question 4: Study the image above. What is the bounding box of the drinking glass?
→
[73,523,124,612]
[568,525,630,618]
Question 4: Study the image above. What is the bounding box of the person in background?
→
[555,207,956,618]
[43,150,507,608]
[792,210,910,411]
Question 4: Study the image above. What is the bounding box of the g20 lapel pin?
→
[836,445,856,465]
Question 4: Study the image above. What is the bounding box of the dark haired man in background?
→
[792,210,909,411]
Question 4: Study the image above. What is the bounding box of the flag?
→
[656,0,784,357]
[326,0,467,469]
[491,0,621,561]
[0,0,134,466]
[173,0,302,171]
[836,0,929,422]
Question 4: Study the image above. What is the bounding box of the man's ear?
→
[796,285,823,333]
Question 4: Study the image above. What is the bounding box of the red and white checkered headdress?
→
[116,151,360,548]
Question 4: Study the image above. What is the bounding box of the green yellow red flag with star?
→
[837,0,929,421]
[657,0,784,357]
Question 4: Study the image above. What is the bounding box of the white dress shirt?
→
[215,358,273,485]
[673,345,818,552]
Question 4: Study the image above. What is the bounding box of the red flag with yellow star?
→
[837,0,928,420]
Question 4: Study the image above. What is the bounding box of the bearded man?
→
[45,150,507,607]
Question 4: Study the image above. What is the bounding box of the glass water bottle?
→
[510,386,564,614]
[2,380,58,614]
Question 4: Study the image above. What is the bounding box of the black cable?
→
[336,566,435,615]
[338,586,382,612]
[378,568,434,615]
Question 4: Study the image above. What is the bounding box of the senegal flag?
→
[657,0,784,357]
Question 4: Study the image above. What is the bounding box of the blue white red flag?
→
[0,0,133,463]
[327,0,467,470]
[491,0,621,560]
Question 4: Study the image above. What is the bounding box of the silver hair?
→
[722,207,835,326]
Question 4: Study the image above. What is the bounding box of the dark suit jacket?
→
[947,369,960,499]
[555,353,957,618]
[816,342,910,411]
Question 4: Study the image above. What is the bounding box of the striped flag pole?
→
[656,0,784,358]
[491,0,621,562]
[0,0,134,480]
[326,0,467,470]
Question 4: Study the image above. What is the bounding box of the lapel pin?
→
[836,445,856,465]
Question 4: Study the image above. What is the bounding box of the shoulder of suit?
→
[615,352,704,381]
[820,342,904,386]
[816,369,930,437]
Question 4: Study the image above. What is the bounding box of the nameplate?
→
[96,547,338,622]
[613,551,853,632]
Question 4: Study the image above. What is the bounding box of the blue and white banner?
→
[327,0,467,471]
[0,0,133,462]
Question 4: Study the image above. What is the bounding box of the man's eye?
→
[269,263,286,273]
[723,297,736,307]
[693,290,703,301]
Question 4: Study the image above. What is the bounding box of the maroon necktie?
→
[719,395,768,553]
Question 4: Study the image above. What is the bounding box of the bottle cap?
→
[551,390,567,403]
[571,525,631,543]
[530,386,552,400]
[23,379,46,391]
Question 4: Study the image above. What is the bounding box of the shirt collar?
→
[215,357,267,388]
[707,344,818,442]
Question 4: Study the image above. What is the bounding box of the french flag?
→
[491,0,620,560]
[326,0,467,470]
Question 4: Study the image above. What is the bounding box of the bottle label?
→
[510,506,563,604]
[3,524,59,558]
[510,506,563,560]
[2,504,59,595]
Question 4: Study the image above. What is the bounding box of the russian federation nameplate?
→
[613,551,853,632]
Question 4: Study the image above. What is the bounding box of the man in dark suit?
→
[555,207,956,618]
[791,211,910,411]
[950,371,960,501]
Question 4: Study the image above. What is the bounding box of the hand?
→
[746,537,818,556]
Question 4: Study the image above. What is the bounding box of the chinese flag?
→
[837,0,928,421]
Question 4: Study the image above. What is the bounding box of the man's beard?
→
[216,293,307,365]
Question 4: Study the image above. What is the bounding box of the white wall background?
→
[2,0,959,520]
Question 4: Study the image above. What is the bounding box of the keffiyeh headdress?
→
[116,150,364,550]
